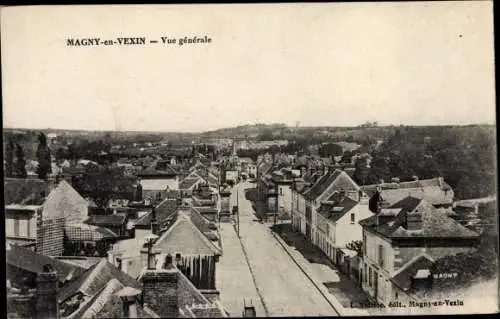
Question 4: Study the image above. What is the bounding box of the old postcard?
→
[1,2,497,317]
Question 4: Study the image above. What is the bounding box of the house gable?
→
[42,180,88,222]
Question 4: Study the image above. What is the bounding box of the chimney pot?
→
[116,287,141,319]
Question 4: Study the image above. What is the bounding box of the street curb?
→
[271,230,367,316]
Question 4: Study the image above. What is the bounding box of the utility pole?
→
[236,190,240,236]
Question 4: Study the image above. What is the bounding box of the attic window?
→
[350,213,355,224]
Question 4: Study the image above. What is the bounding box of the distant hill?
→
[198,123,398,141]
[200,123,288,139]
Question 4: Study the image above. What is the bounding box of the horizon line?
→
[2,122,496,135]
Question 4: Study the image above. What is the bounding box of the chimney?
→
[406,209,423,231]
[116,287,142,319]
[141,234,160,270]
[36,264,59,319]
[141,253,179,318]
[174,253,182,267]
[151,207,159,235]
[437,177,444,189]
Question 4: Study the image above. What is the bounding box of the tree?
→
[346,240,363,258]
[5,138,14,177]
[367,156,390,184]
[36,132,52,180]
[134,183,143,201]
[353,157,369,186]
[340,150,353,164]
[368,190,382,213]
[318,143,343,158]
[14,143,27,178]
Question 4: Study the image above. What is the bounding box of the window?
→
[280,188,283,196]
[378,244,385,267]
[364,265,368,283]
[13,219,20,237]
[350,213,355,224]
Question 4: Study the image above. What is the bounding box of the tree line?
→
[4,132,52,180]
[352,125,496,199]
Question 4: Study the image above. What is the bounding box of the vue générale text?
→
[66,36,212,47]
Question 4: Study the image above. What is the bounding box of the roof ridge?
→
[81,278,123,318]
[79,258,108,293]
[177,270,210,304]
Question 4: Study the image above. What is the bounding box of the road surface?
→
[216,222,266,317]
[230,181,339,316]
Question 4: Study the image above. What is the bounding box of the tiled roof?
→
[180,177,202,190]
[187,208,219,238]
[138,266,226,318]
[58,259,140,304]
[257,162,273,176]
[139,160,178,177]
[207,174,219,186]
[4,178,49,205]
[55,257,103,270]
[390,253,435,291]
[86,214,127,227]
[65,223,118,241]
[303,170,344,200]
[153,213,222,256]
[192,206,218,214]
[138,169,178,177]
[165,189,182,199]
[184,302,228,318]
[359,197,480,239]
[317,196,359,223]
[70,279,158,319]
[135,199,178,227]
[362,178,454,206]
[6,244,87,284]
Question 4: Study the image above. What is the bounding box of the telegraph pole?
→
[236,190,240,236]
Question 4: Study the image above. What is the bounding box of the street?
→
[216,222,267,317]
[228,181,339,316]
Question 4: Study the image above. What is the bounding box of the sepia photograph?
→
[1,2,497,317]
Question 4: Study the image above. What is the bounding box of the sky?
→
[1,2,495,133]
